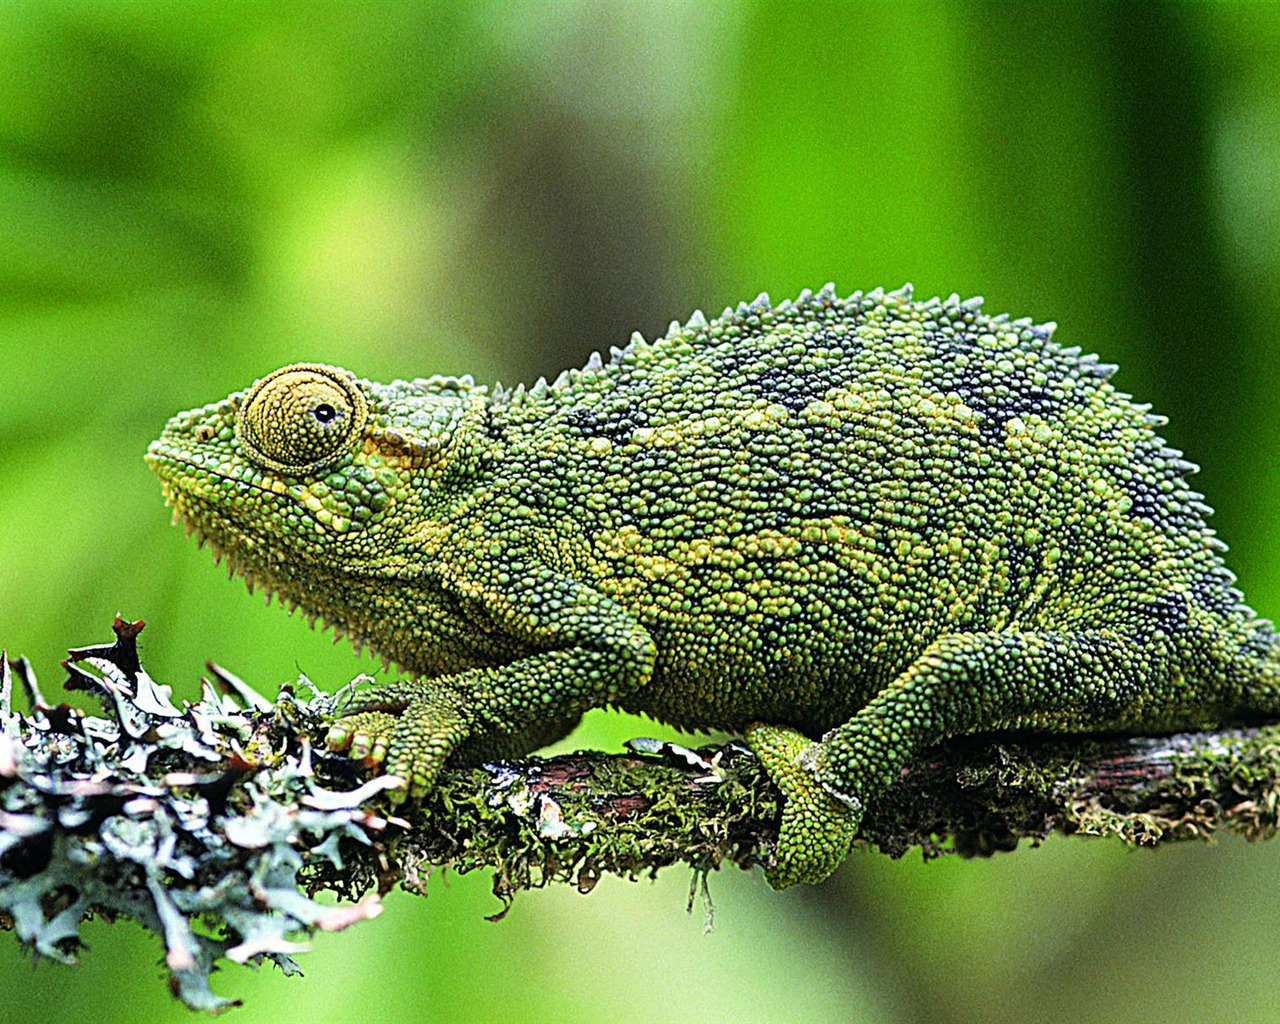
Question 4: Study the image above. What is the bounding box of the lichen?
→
[0,618,391,1012]
[0,620,783,1007]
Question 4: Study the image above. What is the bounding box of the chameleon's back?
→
[496,285,1274,732]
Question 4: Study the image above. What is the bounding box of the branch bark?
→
[2,618,1279,1008]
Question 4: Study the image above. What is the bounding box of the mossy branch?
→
[400,718,1280,895]
[2,619,1280,1009]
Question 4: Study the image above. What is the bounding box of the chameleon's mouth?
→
[147,448,301,599]
[145,447,284,501]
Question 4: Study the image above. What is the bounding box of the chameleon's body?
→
[147,285,1280,886]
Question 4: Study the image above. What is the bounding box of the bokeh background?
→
[2,1,1280,1021]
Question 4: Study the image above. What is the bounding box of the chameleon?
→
[146,284,1280,887]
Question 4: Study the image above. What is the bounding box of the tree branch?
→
[2,618,1279,1009]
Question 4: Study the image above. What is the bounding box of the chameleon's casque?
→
[147,285,1280,886]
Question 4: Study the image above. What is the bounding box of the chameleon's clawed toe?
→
[327,709,400,766]
[324,723,353,753]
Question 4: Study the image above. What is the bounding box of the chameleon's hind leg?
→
[746,722,860,887]
[749,628,1160,888]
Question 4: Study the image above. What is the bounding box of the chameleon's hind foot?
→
[745,722,859,888]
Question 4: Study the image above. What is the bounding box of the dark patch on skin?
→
[561,405,649,445]
[1120,471,1167,524]
[750,366,838,413]
[1005,539,1034,609]
[1111,434,1212,534]
[484,405,504,444]
[758,618,796,692]
[952,379,1062,445]
[710,320,865,414]
[920,330,1101,446]
[1192,568,1244,619]
[1145,591,1191,637]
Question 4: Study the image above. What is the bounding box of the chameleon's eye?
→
[236,364,368,473]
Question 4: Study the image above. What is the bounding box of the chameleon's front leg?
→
[326,578,657,798]
[750,628,1155,888]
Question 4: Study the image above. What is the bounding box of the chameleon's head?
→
[146,363,485,614]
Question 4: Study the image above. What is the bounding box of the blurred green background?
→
[2,1,1279,1021]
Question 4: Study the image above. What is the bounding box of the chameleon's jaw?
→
[149,447,299,602]
[152,470,275,594]
[147,448,391,666]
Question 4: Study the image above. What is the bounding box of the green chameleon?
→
[146,284,1280,887]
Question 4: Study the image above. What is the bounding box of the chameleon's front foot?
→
[745,723,860,888]
[325,680,470,800]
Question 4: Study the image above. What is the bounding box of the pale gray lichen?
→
[0,618,391,1012]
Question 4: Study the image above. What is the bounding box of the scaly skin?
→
[147,285,1280,887]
